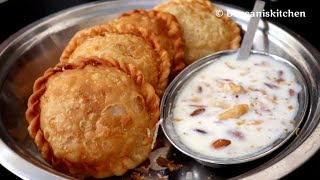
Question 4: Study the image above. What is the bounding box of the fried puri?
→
[60,25,169,96]
[25,57,160,178]
[108,9,185,77]
[154,0,241,64]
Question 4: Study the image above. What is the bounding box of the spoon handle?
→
[237,0,265,60]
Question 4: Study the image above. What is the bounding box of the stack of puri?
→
[25,0,241,178]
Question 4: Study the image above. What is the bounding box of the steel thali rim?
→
[0,0,319,179]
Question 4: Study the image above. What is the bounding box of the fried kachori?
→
[108,9,185,77]
[154,0,241,64]
[60,25,170,96]
[25,57,160,178]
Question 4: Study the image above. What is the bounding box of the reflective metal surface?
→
[0,0,319,179]
[161,50,309,166]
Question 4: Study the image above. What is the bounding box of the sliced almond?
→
[250,120,263,125]
[225,62,236,69]
[212,139,231,149]
[229,82,245,94]
[218,104,249,120]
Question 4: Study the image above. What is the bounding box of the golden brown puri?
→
[25,57,160,178]
[154,0,241,65]
[66,32,159,95]
[108,9,185,77]
[60,25,170,96]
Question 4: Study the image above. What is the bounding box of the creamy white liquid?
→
[173,53,302,158]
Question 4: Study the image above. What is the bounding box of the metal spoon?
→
[237,0,265,60]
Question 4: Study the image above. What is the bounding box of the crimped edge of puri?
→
[119,9,186,77]
[155,0,241,51]
[60,24,170,96]
[25,57,160,178]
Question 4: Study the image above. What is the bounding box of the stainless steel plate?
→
[0,0,319,179]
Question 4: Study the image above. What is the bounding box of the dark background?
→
[0,0,319,179]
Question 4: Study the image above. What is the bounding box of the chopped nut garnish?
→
[175,118,183,122]
[218,82,245,94]
[272,96,278,104]
[191,98,201,102]
[236,120,246,126]
[240,70,249,76]
[194,129,207,134]
[250,120,263,125]
[189,104,207,108]
[266,95,278,104]
[248,87,266,95]
[212,139,231,149]
[289,89,295,96]
[276,78,284,83]
[217,82,225,88]
[218,104,249,120]
[229,82,245,94]
[264,83,279,89]
[212,101,230,109]
[261,106,271,113]
[254,109,262,116]
[190,108,205,116]
[225,62,236,69]
[228,130,244,140]
[197,86,203,93]
[276,70,285,83]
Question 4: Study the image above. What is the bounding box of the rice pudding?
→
[172,53,302,158]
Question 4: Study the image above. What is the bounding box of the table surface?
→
[0,0,319,179]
